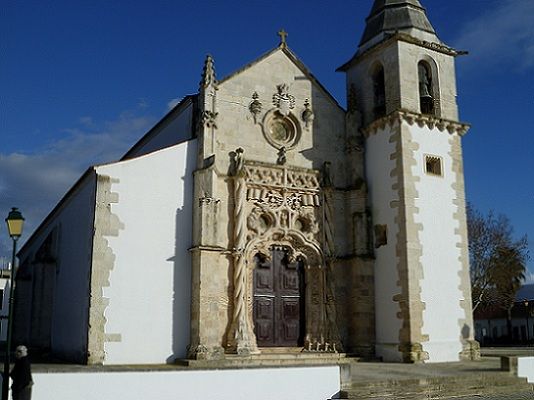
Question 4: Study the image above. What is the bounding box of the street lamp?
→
[524,300,530,344]
[2,208,24,400]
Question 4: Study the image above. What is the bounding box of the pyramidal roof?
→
[359,0,439,49]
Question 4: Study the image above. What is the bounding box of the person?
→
[10,345,32,400]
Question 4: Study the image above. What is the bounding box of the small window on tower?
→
[425,155,443,177]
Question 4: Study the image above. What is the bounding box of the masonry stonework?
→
[88,175,123,364]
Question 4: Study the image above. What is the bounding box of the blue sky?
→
[1,0,533,274]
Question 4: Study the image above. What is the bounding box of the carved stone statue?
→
[230,147,245,177]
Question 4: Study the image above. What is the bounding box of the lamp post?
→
[524,300,530,344]
[2,208,24,400]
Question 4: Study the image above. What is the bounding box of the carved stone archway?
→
[228,151,340,354]
[245,231,326,351]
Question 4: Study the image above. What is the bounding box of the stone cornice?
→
[188,245,227,253]
[395,32,460,56]
[337,32,463,72]
[362,110,470,138]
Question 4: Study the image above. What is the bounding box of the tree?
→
[467,204,530,316]
[492,245,527,338]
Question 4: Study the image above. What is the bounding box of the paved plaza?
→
[344,357,533,399]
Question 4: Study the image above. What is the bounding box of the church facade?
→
[14,0,479,365]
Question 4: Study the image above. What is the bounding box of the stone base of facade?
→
[178,351,350,368]
[225,341,261,356]
[187,345,225,360]
[399,342,430,364]
[347,344,375,359]
[459,340,481,361]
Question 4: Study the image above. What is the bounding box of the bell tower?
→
[339,0,480,362]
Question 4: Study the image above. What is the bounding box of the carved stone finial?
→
[277,146,287,165]
[278,29,288,47]
[302,99,314,129]
[249,92,263,124]
[200,54,217,91]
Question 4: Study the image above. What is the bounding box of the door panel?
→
[254,297,275,344]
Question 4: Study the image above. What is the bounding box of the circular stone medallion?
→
[262,111,301,150]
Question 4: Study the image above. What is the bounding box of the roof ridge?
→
[218,45,344,112]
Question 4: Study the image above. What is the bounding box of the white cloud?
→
[79,116,94,127]
[0,111,155,259]
[454,0,534,70]
[137,98,149,109]
[524,271,534,285]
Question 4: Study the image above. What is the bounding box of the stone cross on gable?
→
[278,29,288,46]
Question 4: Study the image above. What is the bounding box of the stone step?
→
[176,353,351,369]
[346,386,534,399]
[341,373,534,399]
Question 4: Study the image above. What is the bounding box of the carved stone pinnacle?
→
[200,54,217,91]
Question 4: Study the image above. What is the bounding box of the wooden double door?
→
[253,246,305,347]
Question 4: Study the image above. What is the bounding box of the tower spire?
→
[359,0,439,52]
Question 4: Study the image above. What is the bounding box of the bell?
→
[419,82,432,99]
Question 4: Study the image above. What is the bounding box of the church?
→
[13,0,480,365]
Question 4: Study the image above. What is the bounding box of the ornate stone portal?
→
[228,149,341,354]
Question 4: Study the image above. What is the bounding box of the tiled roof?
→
[360,0,436,47]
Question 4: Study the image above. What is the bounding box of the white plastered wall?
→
[14,366,340,400]
[518,357,534,383]
[365,126,402,362]
[0,278,9,341]
[95,139,197,364]
[50,176,97,360]
[409,123,465,362]
[16,174,97,361]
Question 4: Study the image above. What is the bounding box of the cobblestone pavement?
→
[355,392,534,399]
[449,393,534,399]
[352,393,534,399]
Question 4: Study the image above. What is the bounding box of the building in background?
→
[475,284,534,345]
[13,0,479,365]
[0,257,11,342]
